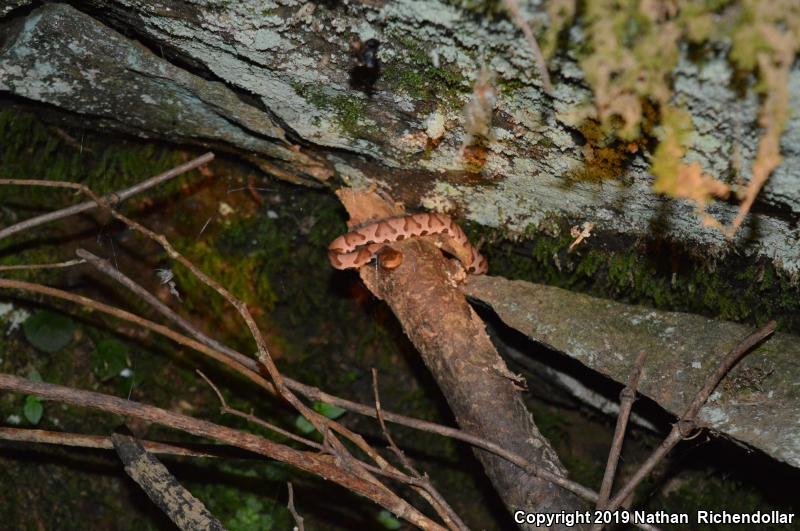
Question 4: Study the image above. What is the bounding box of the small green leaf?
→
[294,416,315,435]
[28,369,43,382]
[23,311,75,353]
[313,402,346,420]
[377,510,402,530]
[23,396,43,425]
[91,339,129,381]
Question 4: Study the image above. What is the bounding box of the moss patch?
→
[292,84,377,140]
[381,35,470,110]
[480,221,800,332]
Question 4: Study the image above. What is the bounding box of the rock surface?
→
[464,274,800,469]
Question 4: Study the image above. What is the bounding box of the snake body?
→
[328,213,488,274]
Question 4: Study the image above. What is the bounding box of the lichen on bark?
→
[2,0,796,275]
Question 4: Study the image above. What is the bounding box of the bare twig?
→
[287,483,305,531]
[0,258,86,272]
[371,368,419,477]
[372,369,468,531]
[0,427,236,458]
[0,152,214,242]
[502,0,553,93]
[568,222,595,253]
[604,322,776,513]
[596,350,648,509]
[0,373,445,531]
[196,370,323,451]
[49,126,93,153]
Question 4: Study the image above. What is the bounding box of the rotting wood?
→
[112,433,227,531]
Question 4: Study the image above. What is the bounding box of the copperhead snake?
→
[328,213,488,274]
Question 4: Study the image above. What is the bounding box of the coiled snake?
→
[328,213,488,274]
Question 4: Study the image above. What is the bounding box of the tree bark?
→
[1,1,798,274]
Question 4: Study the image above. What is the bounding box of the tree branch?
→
[604,321,776,513]
[0,152,214,242]
[596,350,648,509]
[0,373,445,531]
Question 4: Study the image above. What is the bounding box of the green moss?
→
[382,36,470,109]
[443,0,505,16]
[496,76,528,97]
[482,222,800,332]
[0,110,190,206]
[293,84,377,139]
[0,108,201,282]
[190,462,293,531]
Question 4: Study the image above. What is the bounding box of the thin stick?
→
[197,370,323,451]
[287,483,305,531]
[0,152,214,242]
[596,350,648,509]
[604,321,776,513]
[0,427,235,458]
[372,368,419,477]
[0,373,445,531]
[372,369,467,531]
[0,259,86,272]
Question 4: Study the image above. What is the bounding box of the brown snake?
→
[327,213,488,274]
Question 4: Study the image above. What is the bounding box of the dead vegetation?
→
[534,0,799,237]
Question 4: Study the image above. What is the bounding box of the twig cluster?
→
[0,153,777,530]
